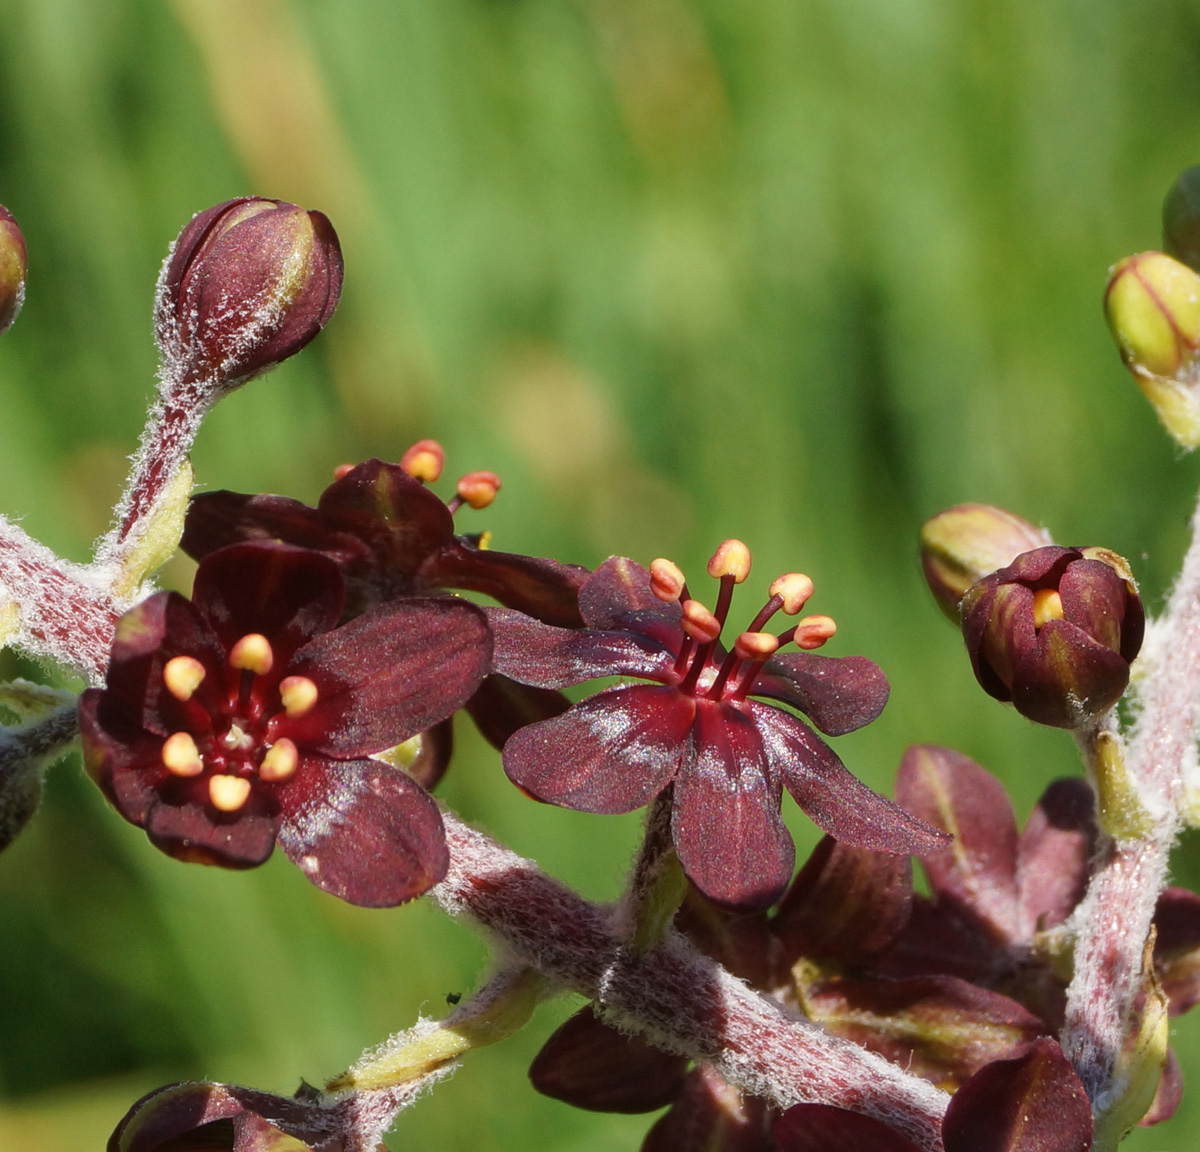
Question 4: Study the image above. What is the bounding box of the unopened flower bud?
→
[920,504,1052,621]
[960,545,1144,729]
[1163,165,1200,272]
[155,197,343,391]
[1105,251,1200,448]
[0,204,27,339]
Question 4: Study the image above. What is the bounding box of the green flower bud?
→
[0,204,27,339]
[1104,251,1200,448]
[919,504,1052,621]
[1163,165,1200,272]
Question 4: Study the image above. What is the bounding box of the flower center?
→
[649,540,838,703]
[159,638,319,811]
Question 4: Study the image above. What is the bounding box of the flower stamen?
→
[792,615,837,650]
[163,655,206,701]
[229,633,274,675]
[260,737,299,782]
[454,470,502,511]
[1033,588,1065,628]
[650,558,687,603]
[279,675,319,718]
[209,774,252,811]
[681,599,721,645]
[162,731,204,777]
[399,438,445,482]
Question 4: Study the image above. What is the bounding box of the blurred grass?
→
[2,0,1200,1146]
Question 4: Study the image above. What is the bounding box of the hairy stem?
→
[434,813,950,1151]
[1062,482,1200,1113]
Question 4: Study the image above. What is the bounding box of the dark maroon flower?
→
[960,545,1144,728]
[156,197,343,389]
[79,541,490,907]
[490,542,945,909]
[182,449,587,626]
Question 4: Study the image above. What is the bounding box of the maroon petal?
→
[1012,621,1131,729]
[1016,778,1095,937]
[874,896,1005,985]
[773,835,913,965]
[753,706,948,856]
[487,607,676,689]
[801,973,1045,1090]
[400,719,454,792]
[1141,1046,1183,1126]
[191,542,345,661]
[672,701,793,910]
[277,756,448,906]
[941,1037,1092,1152]
[284,597,490,757]
[502,685,689,813]
[642,1065,776,1152]
[754,653,890,736]
[316,458,455,582]
[464,673,573,752]
[579,556,682,631]
[182,489,373,570]
[79,688,168,826]
[774,1104,924,1152]
[1154,886,1200,1016]
[423,538,587,628]
[144,793,279,870]
[895,746,1020,942]
[529,1005,689,1113]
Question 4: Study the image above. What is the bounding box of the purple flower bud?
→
[0,204,27,339]
[155,197,343,390]
[961,546,1144,729]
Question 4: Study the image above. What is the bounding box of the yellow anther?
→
[279,675,319,718]
[400,438,445,482]
[209,774,252,812]
[456,470,502,510]
[260,738,299,782]
[769,573,815,615]
[707,539,752,583]
[229,633,274,675]
[681,599,721,644]
[163,655,207,701]
[477,530,493,551]
[734,631,781,662]
[162,731,204,777]
[1033,588,1065,629]
[793,615,837,651]
[650,558,686,603]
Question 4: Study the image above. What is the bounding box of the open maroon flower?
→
[490,541,946,909]
[181,446,587,626]
[79,541,490,907]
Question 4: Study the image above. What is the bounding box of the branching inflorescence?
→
[8,170,1200,1152]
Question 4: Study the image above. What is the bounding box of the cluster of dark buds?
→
[6,169,1200,1152]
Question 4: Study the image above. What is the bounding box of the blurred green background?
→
[1,0,1199,1147]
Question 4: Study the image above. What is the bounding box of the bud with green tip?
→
[1104,251,1200,448]
[155,197,343,392]
[1163,165,1200,272]
[0,204,27,339]
[920,504,1052,621]
[961,545,1144,729]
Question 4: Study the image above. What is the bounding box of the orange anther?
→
[650,558,686,603]
[209,774,252,811]
[400,439,445,482]
[734,631,781,662]
[229,633,274,675]
[279,675,319,718]
[769,573,815,616]
[707,539,752,583]
[260,738,299,782]
[163,655,206,701]
[681,599,721,644]
[456,470,501,510]
[1033,588,1065,629]
[333,463,356,480]
[162,731,204,777]
[792,615,837,650]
